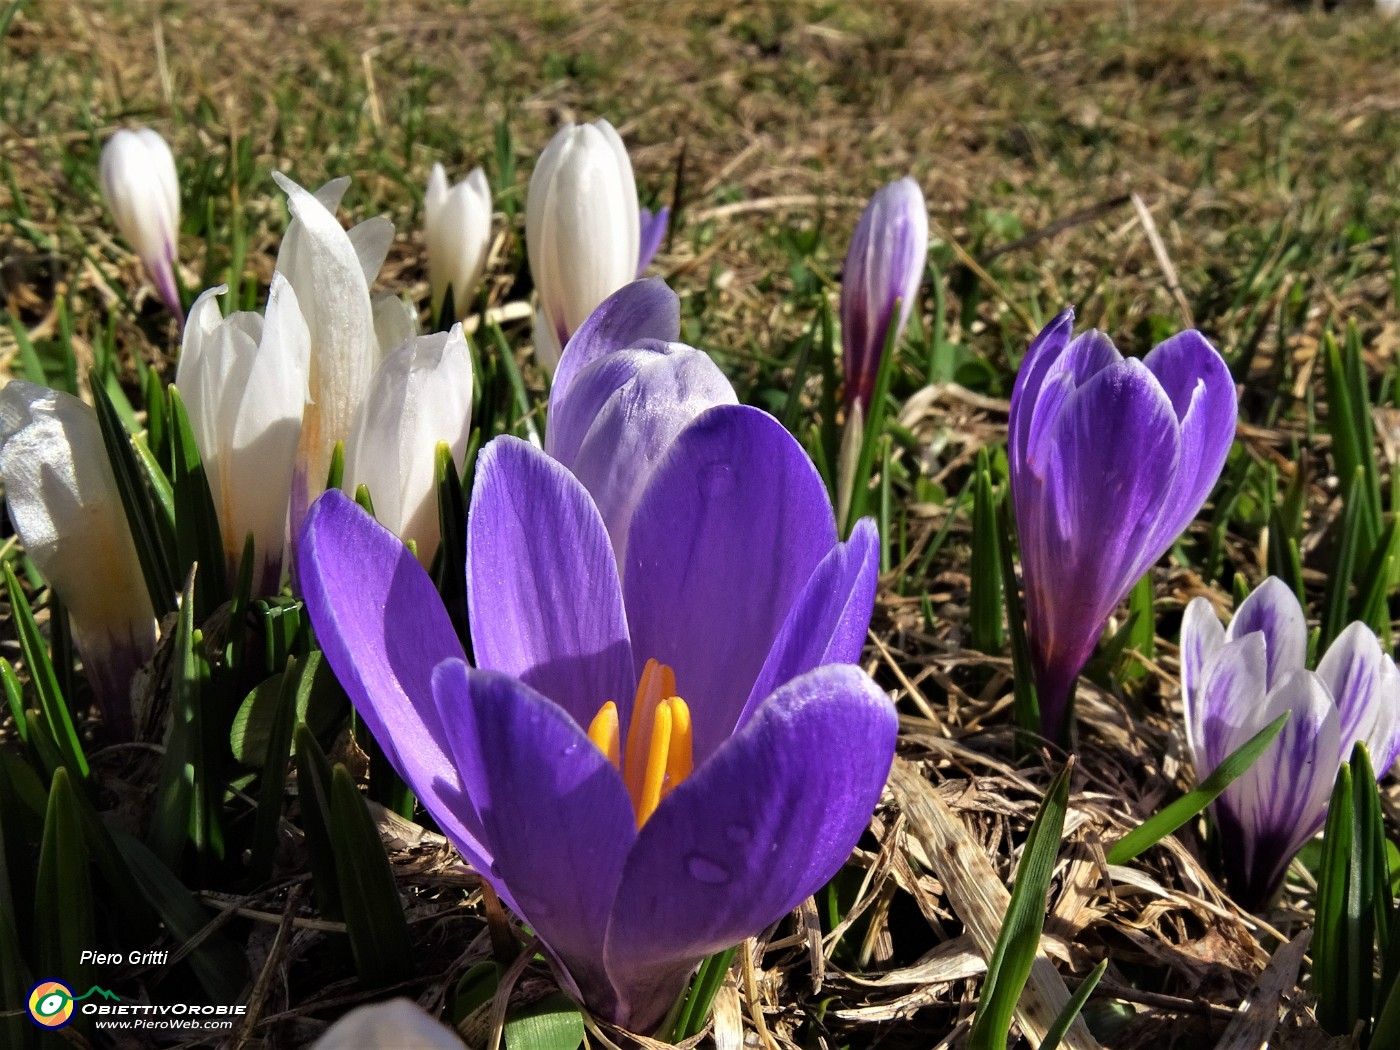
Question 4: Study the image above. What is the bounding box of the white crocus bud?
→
[311,999,466,1050]
[99,128,183,321]
[425,163,493,323]
[271,172,392,537]
[525,119,640,373]
[175,277,310,595]
[0,382,156,739]
[345,325,474,566]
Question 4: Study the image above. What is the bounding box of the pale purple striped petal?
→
[1225,576,1307,691]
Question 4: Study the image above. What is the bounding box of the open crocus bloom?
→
[1008,309,1237,742]
[300,404,895,1033]
[1181,577,1400,907]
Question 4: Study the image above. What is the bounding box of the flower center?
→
[586,658,694,828]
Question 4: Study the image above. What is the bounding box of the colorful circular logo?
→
[27,980,75,1028]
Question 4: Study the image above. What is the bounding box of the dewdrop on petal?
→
[99,128,183,321]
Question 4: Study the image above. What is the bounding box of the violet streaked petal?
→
[1317,621,1389,760]
[1218,668,1339,906]
[602,664,896,1034]
[1006,308,1075,466]
[1180,595,1226,766]
[1197,631,1270,773]
[466,437,634,728]
[624,405,837,761]
[547,338,674,471]
[565,346,738,563]
[433,662,635,1016]
[1226,576,1307,691]
[1143,330,1237,538]
[735,517,880,732]
[297,490,488,870]
[548,277,681,446]
[1365,655,1400,775]
[636,206,669,277]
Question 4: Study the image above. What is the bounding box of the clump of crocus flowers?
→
[1182,577,1400,908]
[299,281,897,1034]
[1008,309,1238,742]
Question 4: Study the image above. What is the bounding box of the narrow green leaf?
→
[329,764,415,986]
[1315,761,1356,1034]
[845,300,904,534]
[997,499,1039,737]
[1323,466,1365,649]
[1038,958,1107,1050]
[1105,712,1289,865]
[168,387,229,618]
[325,440,346,492]
[488,321,542,446]
[433,440,471,647]
[1,659,28,746]
[3,565,87,778]
[969,448,1004,654]
[968,763,1072,1050]
[226,531,257,670]
[1120,575,1154,682]
[668,945,737,1041]
[295,722,341,918]
[35,769,93,1014]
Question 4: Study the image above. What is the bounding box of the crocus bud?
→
[0,381,156,739]
[175,276,310,595]
[1182,577,1400,908]
[99,128,183,322]
[345,325,474,565]
[272,172,390,538]
[311,999,466,1050]
[425,163,492,323]
[636,205,669,276]
[840,177,928,412]
[526,119,640,373]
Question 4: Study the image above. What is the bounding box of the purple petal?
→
[1015,359,1182,734]
[433,661,635,1015]
[1216,668,1339,907]
[602,664,896,1033]
[1196,631,1270,774]
[1180,595,1226,766]
[297,491,489,871]
[1006,309,1075,467]
[623,405,838,762]
[563,346,738,563]
[635,206,669,277]
[1142,330,1237,545]
[1226,576,1307,691]
[1366,655,1400,775]
[548,277,681,441]
[466,437,634,729]
[1317,621,1392,764]
[735,517,880,731]
[840,177,928,411]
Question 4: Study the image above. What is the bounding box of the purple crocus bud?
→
[99,128,183,322]
[840,176,928,413]
[636,205,669,277]
[299,403,895,1034]
[1008,310,1237,742]
[1181,577,1400,908]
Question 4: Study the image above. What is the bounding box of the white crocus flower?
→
[525,119,640,373]
[425,163,492,322]
[344,325,474,566]
[310,999,466,1050]
[0,382,156,739]
[175,276,310,594]
[99,128,183,321]
[271,173,393,536]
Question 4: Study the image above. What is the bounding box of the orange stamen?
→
[635,701,673,827]
[586,701,621,770]
[588,661,695,827]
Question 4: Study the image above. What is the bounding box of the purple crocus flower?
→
[1008,310,1237,742]
[298,344,895,1031]
[636,205,669,277]
[840,176,928,412]
[1182,577,1400,908]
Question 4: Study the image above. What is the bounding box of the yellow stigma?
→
[586,658,694,827]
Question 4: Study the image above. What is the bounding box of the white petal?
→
[1225,575,1307,690]
[426,165,493,320]
[1180,595,1226,768]
[310,999,466,1050]
[373,292,419,357]
[348,215,395,289]
[1195,631,1269,775]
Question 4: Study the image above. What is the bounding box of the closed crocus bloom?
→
[1182,578,1400,908]
[0,382,156,739]
[175,276,310,594]
[546,278,737,563]
[99,128,183,322]
[344,325,473,565]
[425,163,492,323]
[311,999,466,1050]
[272,173,393,537]
[526,119,640,373]
[636,205,669,277]
[300,399,894,1033]
[841,177,927,412]
[1008,310,1237,743]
